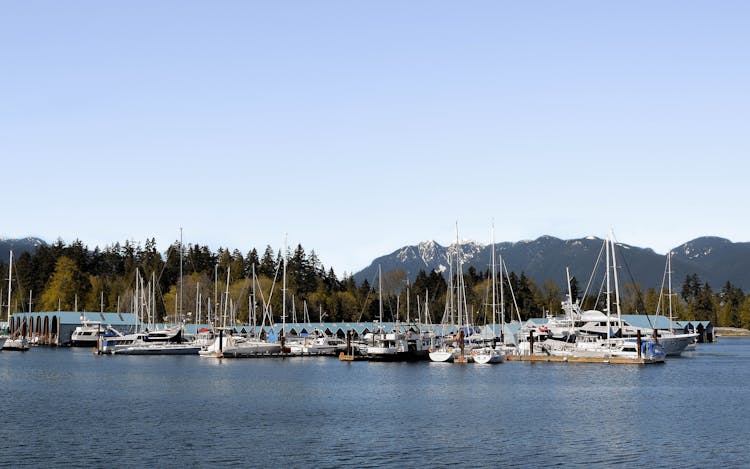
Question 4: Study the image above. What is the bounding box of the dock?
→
[505,354,663,365]
[339,352,366,361]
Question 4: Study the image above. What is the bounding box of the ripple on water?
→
[2,341,750,467]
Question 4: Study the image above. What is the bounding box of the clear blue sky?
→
[2,1,748,275]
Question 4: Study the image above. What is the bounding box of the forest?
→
[1,238,749,328]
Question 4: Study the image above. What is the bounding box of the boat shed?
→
[620,315,714,342]
[212,321,526,344]
[675,320,714,342]
[8,311,138,346]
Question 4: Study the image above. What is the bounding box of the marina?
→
[5,1,748,467]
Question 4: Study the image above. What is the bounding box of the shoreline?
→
[714,327,750,337]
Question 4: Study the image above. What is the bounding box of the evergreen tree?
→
[230,249,245,282]
[718,281,744,327]
[259,245,276,278]
[694,282,716,322]
[681,273,701,302]
[245,248,260,277]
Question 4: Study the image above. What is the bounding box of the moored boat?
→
[2,336,29,351]
[471,346,503,364]
[2,251,30,352]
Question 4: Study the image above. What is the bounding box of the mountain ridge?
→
[0,237,47,262]
[354,235,750,292]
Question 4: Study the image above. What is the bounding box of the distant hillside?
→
[0,237,47,262]
[354,236,750,292]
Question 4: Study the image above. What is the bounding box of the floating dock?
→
[505,354,662,365]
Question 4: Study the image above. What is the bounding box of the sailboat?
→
[366,265,430,361]
[429,250,459,363]
[202,254,283,358]
[2,251,29,351]
[429,225,478,363]
[630,251,698,356]
[472,226,504,364]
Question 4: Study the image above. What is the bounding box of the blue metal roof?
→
[187,321,525,339]
[622,314,678,329]
[17,311,137,326]
[621,315,713,330]
[11,314,555,340]
[526,318,548,325]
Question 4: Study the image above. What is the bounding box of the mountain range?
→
[0,237,47,263]
[353,236,750,293]
[2,235,748,294]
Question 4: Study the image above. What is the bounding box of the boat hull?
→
[368,350,429,362]
[2,338,30,351]
[428,350,455,362]
[472,349,503,364]
[113,345,201,355]
[221,343,282,357]
[658,333,699,356]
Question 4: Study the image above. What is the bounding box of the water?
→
[2,340,749,468]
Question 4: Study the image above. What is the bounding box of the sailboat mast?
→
[491,225,497,327]
[179,227,183,324]
[667,251,674,333]
[252,264,257,330]
[406,281,410,324]
[135,269,140,333]
[448,250,454,325]
[566,266,574,337]
[6,250,13,324]
[455,223,462,329]
[378,265,383,324]
[282,235,287,334]
[223,266,230,328]
[610,233,623,331]
[196,282,200,326]
[605,236,611,341]
[214,263,218,327]
[500,254,505,341]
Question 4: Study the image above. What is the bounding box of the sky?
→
[2,1,749,275]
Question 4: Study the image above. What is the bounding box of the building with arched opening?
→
[8,312,138,346]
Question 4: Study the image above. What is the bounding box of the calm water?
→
[2,339,749,468]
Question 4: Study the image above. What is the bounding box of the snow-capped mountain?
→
[0,237,47,262]
[354,236,750,292]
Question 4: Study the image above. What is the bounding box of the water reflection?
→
[1,340,748,467]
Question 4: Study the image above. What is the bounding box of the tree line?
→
[1,238,748,328]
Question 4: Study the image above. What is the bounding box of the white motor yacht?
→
[366,329,430,361]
